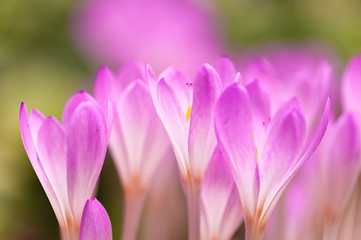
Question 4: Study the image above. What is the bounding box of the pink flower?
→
[214,81,330,239]
[341,55,361,115]
[147,63,223,240]
[79,198,112,240]
[93,62,171,240]
[265,111,361,240]
[201,147,243,240]
[19,92,112,240]
[241,47,335,130]
[72,0,222,75]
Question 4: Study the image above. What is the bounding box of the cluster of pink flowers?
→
[19,52,361,240]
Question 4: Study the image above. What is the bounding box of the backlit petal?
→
[212,56,237,87]
[66,101,108,223]
[37,116,70,220]
[189,64,222,177]
[341,55,361,114]
[19,103,64,225]
[202,147,242,240]
[62,91,98,127]
[258,98,307,220]
[155,78,189,175]
[116,80,169,185]
[214,83,259,216]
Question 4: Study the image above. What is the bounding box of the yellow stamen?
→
[186,106,192,122]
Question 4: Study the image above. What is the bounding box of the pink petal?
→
[155,78,189,175]
[245,80,271,147]
[66,101,108,223]
[261,97,330,222]
[341,55,361,114]
[92,67,116,141]
[116,80,169,185]
[79,198,112,240]
[188,64,222,177]
[159,66,192,113]
[246,80,271,122]
[117,61,146,88]
[212,56,237,87]
[37,116,70,219]
[94,66,117,113]
[28,109,46,148]
[214,83,259,216]
[19,103,64,224]
[62,91,98,127]
[258,98,307,217]
[243,57,278,86]
[322,112,361,212]
[202,147,243,240]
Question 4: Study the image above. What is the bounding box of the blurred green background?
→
[0,0,360,239]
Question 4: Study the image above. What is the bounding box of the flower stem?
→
[245,221,266,240]
[60,213,80,240]
[121,191,146,240]
[185,182,202,240]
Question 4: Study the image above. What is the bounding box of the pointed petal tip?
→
[234,72,243,84]
[63,91,99,125]
[145,63,156,79]
[19,102,28,119]
[80,198,112,240]
[96,66,113,78]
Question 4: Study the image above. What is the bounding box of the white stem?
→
[121,191,146,240]
[185,182,202,240]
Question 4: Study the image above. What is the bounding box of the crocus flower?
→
[201,146,243,240]
[79,198,112,240]
[341,55,361,116]
[241,47,335,130]
[94,62,171,240]
[264,111,361,240]
[333,54,361,240]
[147,63,222,240]
[214,81,330,240]
[72,0,222,75]
[19,92,111,240]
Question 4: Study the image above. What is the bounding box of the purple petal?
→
[79,198,112,240]
[214,83,259,216]
[245,80,271,144]
[341,55,361,113]
[28,109,46,146]
[202,147,243,240]
[116,61,146,88]
[322,112,361,211]
[94,66,117,113]
[116,80,169,185]
[258,98,307,215]
[37,116,70,219]
[155,78,189,175]
[212,56,237,87]
[243,57,278,86]
[66,101,108,223]
[159,66,192,113]
[246,80,271,121]
[188,64,222,177]
[261,97,330,222]
[19,103,64,224]
[62,91,98,127]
